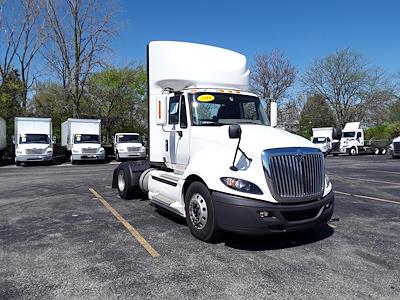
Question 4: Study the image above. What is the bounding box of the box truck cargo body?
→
[61,119,105,163]
[111,41,340,242]
[113,133,146,161]
[0,117,6,159]
[14,117,54,165]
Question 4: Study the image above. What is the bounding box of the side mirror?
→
[332,128,342,140]
[53,136,57,144]
[156,95,168,126]
[229,124,242,139]
[270,101,277,128]
[12,135,16,145]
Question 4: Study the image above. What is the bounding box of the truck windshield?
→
[117,135,140,143]
[74,134,100,144]
[312,137,326,144]
[342,132,355,138]
[19,134,49,144]
[190,93,269,126]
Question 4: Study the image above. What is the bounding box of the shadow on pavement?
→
[222,224,334,251]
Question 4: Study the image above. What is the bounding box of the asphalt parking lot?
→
[1,156,399,299]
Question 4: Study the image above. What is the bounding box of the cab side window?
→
[180,96,187,128]
[168,96,180,125]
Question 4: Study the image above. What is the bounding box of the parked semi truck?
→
[338,122,388,156]
[61,119,105,164]
[0,117,6,160]
[312,127,334,153]
[111,41,340,242]
[113,133,146,161]
[389,136,400,158]
[13,117,54,166]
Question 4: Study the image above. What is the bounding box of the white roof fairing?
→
[148,41,250,95]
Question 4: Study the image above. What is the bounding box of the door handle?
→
[165,140,168,152]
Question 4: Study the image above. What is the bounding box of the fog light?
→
[259,211,270,218]
[325,202,331,208]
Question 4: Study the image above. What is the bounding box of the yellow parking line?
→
[335,191,400,205]
[89,188,160,258]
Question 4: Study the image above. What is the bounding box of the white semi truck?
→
[0,117,6,160]
[389,136,400,158]
[61,119,105,164]
[312,127,334,153]
[113,133,146,161]
[13,117,54,165]
[112,41,340,241]
[338,122,388,156]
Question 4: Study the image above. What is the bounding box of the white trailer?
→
[338,122,388,156]
[0,117,6,159]
[61,118,105,164]
[13,117,54,165]
[113,133,146,161]
[111,41,340,242]
[389,136,400,158]
[312,127,334,153]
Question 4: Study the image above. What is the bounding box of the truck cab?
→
[113,133,146,161]
[112,41,338,242]
[389,136,400,158]
[13,117,54,166]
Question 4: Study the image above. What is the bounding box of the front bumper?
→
[72,153,105,161]
[213,190,334,235]
[16,154,52,162]
[118,151,146,158]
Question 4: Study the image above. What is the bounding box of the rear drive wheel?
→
[349,147,357,156]
[380,147,387,155]
[373,147,380,155]
[117,163,141,199]
[185,182,220,242]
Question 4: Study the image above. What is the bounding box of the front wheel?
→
[185,182,220,242]
[349,147,357,156]
[116,151,121,162]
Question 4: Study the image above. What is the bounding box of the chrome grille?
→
[127,147,140,152]
[394,142,400,154]
[81,148,97,154]
[25,148,45,154]
[262,148,325,202]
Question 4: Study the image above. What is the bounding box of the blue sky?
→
[111,0,400,75]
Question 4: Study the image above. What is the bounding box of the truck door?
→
[165,95,190,171]
[356,130,364,146]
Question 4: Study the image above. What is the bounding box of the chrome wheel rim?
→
[374,148,379,155]
[189,193,208,229]
[381,148,386,154]
[118,169,125,192]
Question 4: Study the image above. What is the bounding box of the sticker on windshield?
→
[197,94,215,102]
[118,134,124,138]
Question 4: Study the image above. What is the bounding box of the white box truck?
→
[13,117,54,165]
[388,136,400,158]
[338,122,388,156]
[113,133,146,161]
[111,41,341,242]
[61,118,105,164]
[312,127,334,153]
[0,117,6,160]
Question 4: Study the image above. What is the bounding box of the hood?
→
[117,142,142,147]
[393,136,400,143]
[73,143,101,149]
[191,125,318,157]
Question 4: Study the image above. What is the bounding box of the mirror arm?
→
[230,137,252,171]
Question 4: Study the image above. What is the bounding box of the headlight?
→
[141,146,146,151]
[72,149,78,153]
[99,147,105,153]
[16,150,23,154]
[117,147,125,151]
[325,175,331,189]
[389,144,393,150]
[220,177,263,195]
[46,148,53,153]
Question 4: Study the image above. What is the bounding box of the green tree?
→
[87,65,147,141]
[388,98,400,122]
[299,94,336,138]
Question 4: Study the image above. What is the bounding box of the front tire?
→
[349,147,357,156]
[185,182,220,242]
[116,151,121,162]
